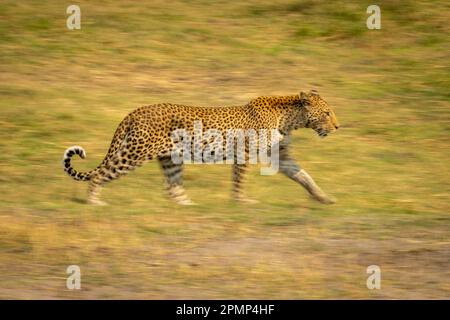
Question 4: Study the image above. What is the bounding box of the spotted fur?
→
[63,90,339,205]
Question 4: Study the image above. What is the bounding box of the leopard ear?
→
[310,89,319,96]
[300,91,308,101]
[299,91,311,110]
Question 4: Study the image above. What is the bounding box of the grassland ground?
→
[0,0,449,298]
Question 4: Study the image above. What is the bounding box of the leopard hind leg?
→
[87,129,148,205]
[157,155,194,205]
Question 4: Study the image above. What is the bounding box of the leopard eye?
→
[325,111,331,116]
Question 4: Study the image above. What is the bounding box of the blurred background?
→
[0,0,449,299]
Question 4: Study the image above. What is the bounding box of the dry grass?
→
[0,0,449,299]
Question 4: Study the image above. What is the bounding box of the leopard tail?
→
[62,146,95,181]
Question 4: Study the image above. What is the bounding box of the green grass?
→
[0,0,449,299]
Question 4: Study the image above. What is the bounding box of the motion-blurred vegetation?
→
[0,0,449,298]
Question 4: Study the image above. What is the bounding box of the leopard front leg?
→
[279,137,336,204]
[232,163,259,204]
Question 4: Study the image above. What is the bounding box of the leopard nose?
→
[335,125,339,129]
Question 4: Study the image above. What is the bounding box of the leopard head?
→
[300,90,339,138]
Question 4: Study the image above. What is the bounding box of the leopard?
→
[62,90,339,206]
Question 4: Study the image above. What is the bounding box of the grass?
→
[0,0,449,299]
